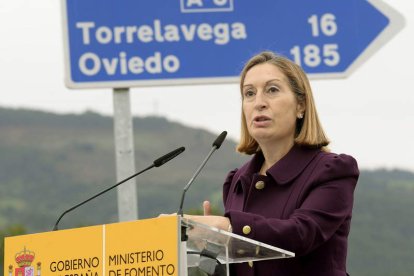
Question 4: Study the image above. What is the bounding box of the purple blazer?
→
[223,145,359,276]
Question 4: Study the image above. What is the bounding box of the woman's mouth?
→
[254,115,271,122]
[253,115,271,126]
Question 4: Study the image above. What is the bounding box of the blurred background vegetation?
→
[1,107,413,275]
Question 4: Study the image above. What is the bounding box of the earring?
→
[298,113,304,119]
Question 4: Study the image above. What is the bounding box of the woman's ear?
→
[296,102,306,118]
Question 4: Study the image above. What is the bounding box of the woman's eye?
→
[244,90,255,98]
[268,86,279,94]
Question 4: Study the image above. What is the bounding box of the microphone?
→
[178,131,227,216]
[52,146,185,231]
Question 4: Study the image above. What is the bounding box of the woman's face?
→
[242,63,303,147]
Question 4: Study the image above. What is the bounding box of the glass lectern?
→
[181,218,295,276]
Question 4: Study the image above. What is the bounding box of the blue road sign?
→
[61,0,404,89]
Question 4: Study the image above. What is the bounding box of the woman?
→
[189,51,359,275]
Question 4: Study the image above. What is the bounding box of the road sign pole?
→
[113,88,138,221]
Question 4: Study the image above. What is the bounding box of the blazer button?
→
[255,180,265,190]
[242,225,251,235]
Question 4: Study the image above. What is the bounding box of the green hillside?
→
[1,107,413,275]
[348,169,414,275]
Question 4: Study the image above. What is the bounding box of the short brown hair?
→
[237,51,329,154]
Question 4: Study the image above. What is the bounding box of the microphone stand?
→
[178,146,217,218]
[52,164,154,231]
[178,131,227,242]
[52,146,185,231]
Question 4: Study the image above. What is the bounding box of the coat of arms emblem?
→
[8,247,41,276]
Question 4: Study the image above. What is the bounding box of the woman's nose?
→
[254,91,267,110]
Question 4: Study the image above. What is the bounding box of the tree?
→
[0,225,27,276]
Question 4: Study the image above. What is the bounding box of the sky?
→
[1,0,413,171]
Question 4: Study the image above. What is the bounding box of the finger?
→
[203,200,211,216]
[158,213,177,217]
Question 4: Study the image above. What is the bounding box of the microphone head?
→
[212,131,227,149]
[153,146,185,167]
